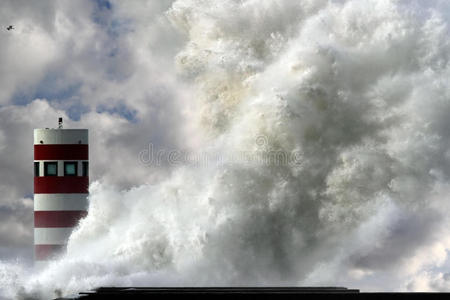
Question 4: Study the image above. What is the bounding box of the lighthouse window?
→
[34,162,39,177]
[44,162,58,176]
[82,162,89,177]
[64,162,78,176]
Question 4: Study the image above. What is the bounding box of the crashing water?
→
[2,0,450,298]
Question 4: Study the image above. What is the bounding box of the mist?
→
[2,0,450,298]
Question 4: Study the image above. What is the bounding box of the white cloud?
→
[2,0,450,298]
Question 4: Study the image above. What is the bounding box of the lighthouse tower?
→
[33,118,89,265]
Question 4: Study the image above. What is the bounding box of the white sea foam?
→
[2,0,450,298]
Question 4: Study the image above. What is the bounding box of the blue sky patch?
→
[92,0,113,27]
[67,102,91,121]
[94,0,112,11]
[96,102,138,122]
[11,71,82,106]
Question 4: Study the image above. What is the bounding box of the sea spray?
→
[2,0,450,298]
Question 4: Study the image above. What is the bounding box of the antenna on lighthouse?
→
[58,117,63,129]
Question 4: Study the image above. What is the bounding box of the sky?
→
[1,0,450,298]
[0,0,190,263]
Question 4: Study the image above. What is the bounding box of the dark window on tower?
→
[82,162,89,177]
[64,162,78,176]
[34,162,39,177]
[44,162,58,176]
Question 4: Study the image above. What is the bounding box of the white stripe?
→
[34,129,88,145]
[34,228,74,245]
[34,194,89,211]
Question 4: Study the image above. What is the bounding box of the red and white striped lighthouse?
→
[33,118,89,265]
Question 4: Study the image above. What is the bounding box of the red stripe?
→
[34,144,88,160]
[35,244,65,260]
[34,211,87,228]
[34,176,89,194]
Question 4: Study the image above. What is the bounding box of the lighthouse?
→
[33,118,89,265]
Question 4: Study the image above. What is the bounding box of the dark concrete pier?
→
[56,287,450,299]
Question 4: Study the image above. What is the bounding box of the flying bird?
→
[6,25,14,31]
